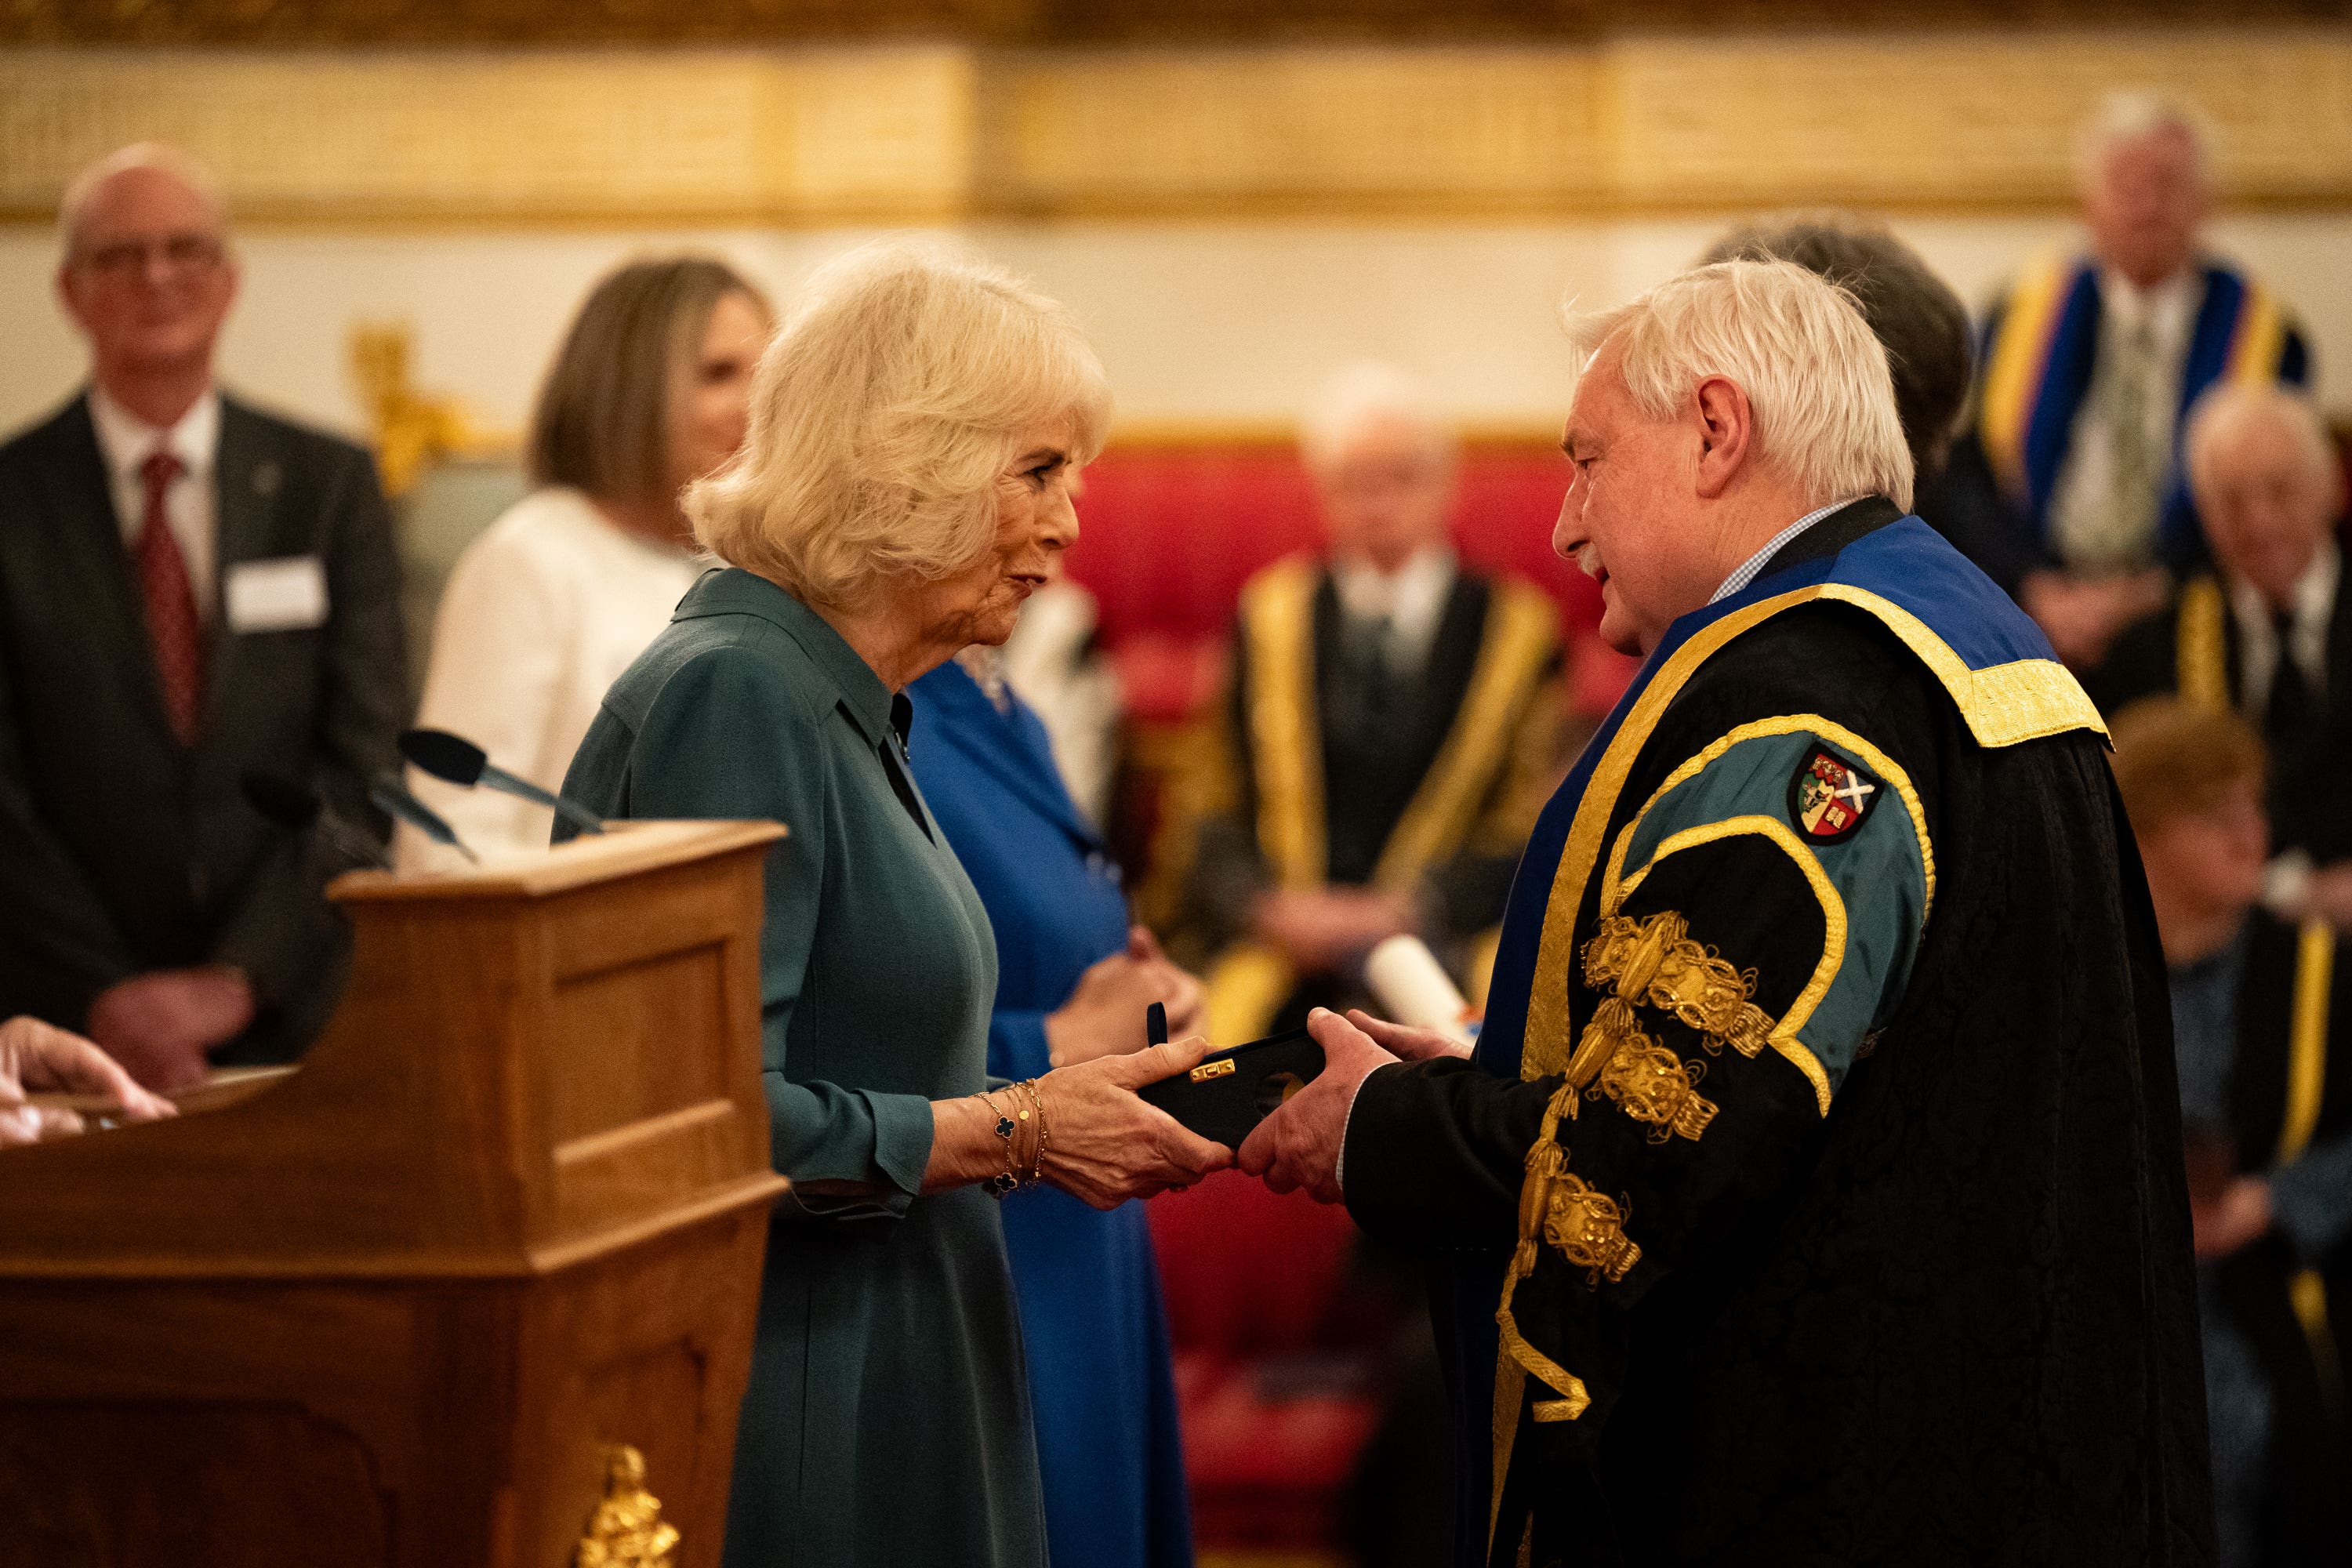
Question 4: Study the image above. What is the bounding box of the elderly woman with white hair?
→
[1240,259,2208,1566]
[561,244,1230,1568]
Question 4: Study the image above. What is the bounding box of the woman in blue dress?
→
[912,646,1201,1568]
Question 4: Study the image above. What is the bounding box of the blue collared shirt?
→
[1710,498,1864,604]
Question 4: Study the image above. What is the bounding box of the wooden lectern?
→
[0,822,789,1567]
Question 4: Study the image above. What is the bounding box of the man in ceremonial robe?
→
[2091,383,2352,927]
[2113,697,2352,1567]
[1240,260,2212,1566]
[1191,365,1563,1040]
[1934,92,2310,669]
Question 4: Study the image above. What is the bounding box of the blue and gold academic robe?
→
[1933,254,2308,594]
[1341,500,2213,1566]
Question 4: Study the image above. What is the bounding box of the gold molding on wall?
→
[0,48,978,225]
[4,32,2350,227]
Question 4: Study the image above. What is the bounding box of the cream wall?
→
[2,212,2348,444]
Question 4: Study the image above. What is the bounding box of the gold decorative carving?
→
[2,33,2349,225]
[0,47,977,224]
[2,0,2339,47]
[575,1445,680,1568]
[347,322,511,497]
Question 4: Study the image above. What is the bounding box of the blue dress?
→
[909,659,1194,1568]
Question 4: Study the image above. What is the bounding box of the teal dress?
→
[561,567,1046,1568]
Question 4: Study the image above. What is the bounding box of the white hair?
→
[2184,381,2336,496]
[1300,361,1453,474]
[1566,259,1915,514]
[58,143,229,257]
[689,239,1110,609]
[2074,90,2213,191]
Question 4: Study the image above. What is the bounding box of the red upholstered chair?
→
[1147,1170,1384,1550]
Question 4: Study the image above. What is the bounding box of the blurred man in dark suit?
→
[0,143,405,1088]
[2090,383,2352,927]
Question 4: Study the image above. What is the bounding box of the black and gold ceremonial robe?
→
[1343,500,2212,1566]
[2088,568,2352,865]
[2205,912,2352,1563]
[1195,556,1563,1038]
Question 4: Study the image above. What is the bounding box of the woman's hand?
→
[1044,927,1203,1067]
[1033,1035,1233,1209]
[0,1014,177,1148]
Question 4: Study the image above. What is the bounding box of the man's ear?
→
[1691,375,1755,501]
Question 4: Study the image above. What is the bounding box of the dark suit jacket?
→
[0,390,407,1062]
[2087,554,2352,862]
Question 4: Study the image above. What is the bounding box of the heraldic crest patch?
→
[1788,743,1879,844]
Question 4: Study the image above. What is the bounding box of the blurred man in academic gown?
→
[1190,365,1563,1042]
[1934,92,2310,670]
[0,145,405,1088]
[2090,383,2352,929]
[2114,697,2352,1568]
[1239,260,2211,1566]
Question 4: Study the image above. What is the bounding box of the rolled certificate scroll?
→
[1364,935,1479,1047]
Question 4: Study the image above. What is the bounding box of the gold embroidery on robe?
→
[1582,911,1774,1059]
[1591,1036,1717,1144]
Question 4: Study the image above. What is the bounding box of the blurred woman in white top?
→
[399,257,774,867]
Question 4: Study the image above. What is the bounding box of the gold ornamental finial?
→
[345,319,499,498]
[575,1444,680,1568]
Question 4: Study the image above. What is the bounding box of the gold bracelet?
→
[981,1089,1022,1197]
[1017,1078,1051,1187]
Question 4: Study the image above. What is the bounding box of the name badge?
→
[225,556,328,633]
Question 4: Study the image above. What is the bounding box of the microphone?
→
[399,728,605,836]
[240,770,390,871]
[371,770,478,864]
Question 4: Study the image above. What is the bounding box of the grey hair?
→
[2074,90,2214,191]
[1299,361,1454,474]
[2184,381,2336,496]
[689,239,1111,610]
[1566,259,1915,514]
[58,143,229,257]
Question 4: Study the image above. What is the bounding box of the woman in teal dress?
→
[561,243,1231,1568]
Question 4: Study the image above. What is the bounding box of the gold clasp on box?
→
[1190,1059,1236,1082]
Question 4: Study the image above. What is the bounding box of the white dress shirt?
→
[2047,267,2198,572]
[87,384,222,621]
[1330,545,1458,676]
[2230,541,2338,713]
[397,487,704,869]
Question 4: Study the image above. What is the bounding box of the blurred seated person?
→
[0,1014,175,1148]
[1704,212,1973,492]
[1189,364,1563,1040]
[909,643,1201,1568]
[0,143,406,1089]
[400,257,771,867]
[2090,383,2352,925]
[1937,91,2310,667]
[2112,697,2352,1567]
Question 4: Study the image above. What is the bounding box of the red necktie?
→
[136,448,205,746]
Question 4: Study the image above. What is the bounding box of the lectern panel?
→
[549,942,731,1145]
[0,1402,394,1566]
